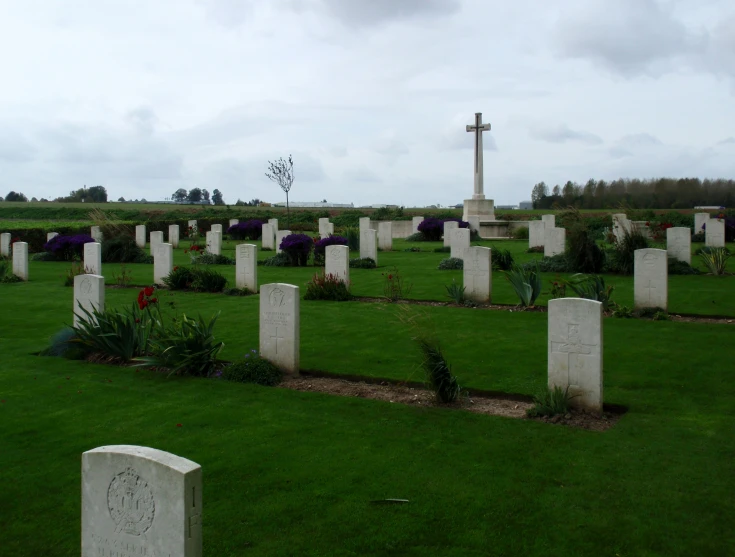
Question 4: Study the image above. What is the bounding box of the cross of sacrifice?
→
[466,112,491,200]
[270,327,285,354]
[551,324,595,386]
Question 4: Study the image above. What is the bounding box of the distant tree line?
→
[171,188,224,205]
[531,178,735,210]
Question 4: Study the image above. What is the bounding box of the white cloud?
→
[529,123,603,146]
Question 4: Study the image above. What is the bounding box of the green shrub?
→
[39,327,87,359]
[610,303,634,318]
[563,274,615,311]
[304,272,352,301]
[512,226,529,240]
[416,338,460,403]
[445,280,465,304]
[220,352,283,386]
[0,259,22,283]
[405,232,427,242]
[223,287,254,296]
[504,262,542,307]
[72,304,153,362]
[491,248,514,271]
[101,235,152,263]
[31,252,58,261]
[260,252,291,267]
[433,246,450,253]
[190,269,228,292]
[437,257,463,270]
[567,218,604,273]
[695,246,731,255]
[668,259,700,275]
[607,227,649,275]
[526,386,572,418]
[525,254,571,273]
[192,252,235,265]
[636,307,669,320]
[163,266,195,290]
[349,257,376,269]
[344,226,360,251]
[692,232,705,243]
[699,248,730,275]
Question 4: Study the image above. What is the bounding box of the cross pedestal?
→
[463,112,496,222]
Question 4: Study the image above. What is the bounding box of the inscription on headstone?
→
[84,242,102,275]
[634,249,668,310]
[463,246,491,303]
[325,245,349,284]
[259,283,299,375]
[74,274,104,326]
[236,244,258,292]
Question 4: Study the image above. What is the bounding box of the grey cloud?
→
[554,0,704,77]
[321,0,460,27]
[609,147,633,159]
[0,130,36,163]
[344,166,381,183]
[197,0,254,28]
[619,133,663,147]
[717,137,735,145]
[125,107,159,137]
[374,137,409,157]
[529,123,603,146]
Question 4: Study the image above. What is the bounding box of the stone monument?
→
[12,241,28,280]
[463,112,495,222]
[634,249,668,310]
[135,225,146,248]
[463,246,492,303]
[325,245,349,284]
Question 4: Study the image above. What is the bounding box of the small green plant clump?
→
[416,338,460,403]
[405,232,428,242]
[0,259,22,283]
[349,257,376,269]
[437,257,463,270]
[191,252,236,265]
[668,259,701,275]
[163,267,228,292]
[223,287,254,296]
[383,267,412,302]
[526,385,573,418]
[491,248,514,271]
[564,274,615,311]
[304,272,352,301]
[219,351,283,386]
[445,280,465,304]
[512,226,529,240]
[63,260,88,287]
[504,262,542,308]
[260,252,292,267]
[699,247,730,275]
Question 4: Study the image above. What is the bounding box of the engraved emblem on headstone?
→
[269,287,285,308]
[107,467,155,536]
[551,324,594,387]
[80,277,93,294]
[643,253,657,267]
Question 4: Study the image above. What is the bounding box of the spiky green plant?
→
[445,280,465,304]
[526,385,573,417]
[416,338,460,403]
[503,261,542,307]
[700,248,731,276]
[72,304,154,362]
[564,274,615,311]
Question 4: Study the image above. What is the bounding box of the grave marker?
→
[236,244,258,292]
[229,219,239,228]
[666,227,691,265]
[276,230,292,254]
[694,213,709,235]
[154,243,173,285]
[169,224,180,249]
[359,229,378,263]
[548,298,603,413]
[541,214,555,228]
[90,226,103,243]
[443,221,459,247]
[412,216,424,234]
[529,220,545,248]
[259,283,299,375]
[359,217,371,235]
[318,218,330,237]
[463,246,492,303]
[73,274,104,326]
[466,216,480,236]
[544,228,565,257]
[211,224,222,234]
[634,248,668,310]
[261,223,274,250]
[378,222,393,251]
[81,445,202,557]
[268,218,279,233]
[325,245,349,283]
[47,232,59,242]
[12,241,28,280]
[150,231,163,255]
[450,228,470,260]
[0,233,10,256]
[135,225,146,248]
[188,220,197,236]
[706,218,726,248]
[84,242,102,275]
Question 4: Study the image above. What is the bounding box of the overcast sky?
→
[0,0,733,207]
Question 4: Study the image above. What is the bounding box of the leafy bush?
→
[223,287,254,296]
[191,252,235,265]
[607,226,649,275]
[668,259,700,275]
[101,235,151,263]
[445,280,465,304]
[43,234,95,261]
[567,215,605,273]
[304,272,352,301]
[383,267,412,302]
[280,233,313,266]
[344,226,360,251]
[504,262,542,307]
[260,252,292,266]
[349,257,376,269]
[405,232,427,242]
[692,232,705,243]
[0,259,22,283]
[39,327,87,359]
[526,386,572,418]
[491,248,514,271]
[163,266,195,290]
[512,226,529,240]
[416,338,460,403]
[610,303,634,318]
[636,307,669,320]
[563,274,615,311]
[527,253,571,273]
[31,252,58,261]
[220,351,283,386]
[72,303,154,362]
[226,219,264,240]
[437,257,463,270]
[700,248,731,275]
[190,269,228,292]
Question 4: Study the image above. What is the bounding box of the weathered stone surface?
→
[81,445,202,557]
[206,231,222,255]
[548,298,603,413]
[634,248,668,310]
[169,225,180,249]
[541,214,555,228]
[706,218,726,247]
[236,244,258,292]
[150,231,163,255]
[154,243,173,285]
[268,218,279,233]
[694,213,709,235]
[261,223,274,250]
[12,241,28,280]
[378,222,393,251]
[259,283,299,375]
[74,274,104,326]
[325,245,349,284]
[47,232,59,242]
[529,220,545,248]
[412,216,424,234]
[318,218,330,237]
[136,225,146,248]
[544,228,565,257]
[450,228,470,260]
[463,246,491,303]
[210,224,222,234]
[359,229,377,264]
[359,217,371,235]
[275,230,292,254]
[0,233,10,256]
[84,242,102,275]
[666,227,691,265]
[443,221,459,247]
[90,226,103,242]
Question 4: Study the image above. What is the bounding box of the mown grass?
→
[1,258,734,556]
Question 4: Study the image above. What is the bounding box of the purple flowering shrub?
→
[227,220,264,240]
[279,233,314,266]
[417,218,469,241]
[43,234,95,261]
[314,235,348,258]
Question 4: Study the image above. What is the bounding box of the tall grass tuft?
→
[526,385,573,417]
[503,261,542,307]
[700,247,730,275]
[416,338,460,403]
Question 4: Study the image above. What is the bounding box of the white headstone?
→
[705,218,726,247]
[169,224,180,249]
[412,216,424,234]
[154,243,173,285]
[318,217,330,237]
[544,228,565,257]
[73,274,104,326]
[150,231,163,255]
[541,214,555,228]
[358,217,371,235]
[529,220,545,248]
[47,232,59,242]
[211,224,223,234]
[612,213,631,242]
[236,244,258,292]
[90,226,103,243]
[450,228,470,260]
[694,213,710,235]
[12,241,28,280]
[378,222,393,251]
[84,242,102,275]
[359,229,377,263]
[259,283,299,375]
[634,248,668,310]
[229,219,239,228]
[276,230,292,254]
[443,221,459,247]
[325,245,349,284]
[268,218,279,233]
[81,445,202,557]
[326,223,334,236]
[261,223,274,250]
[548,298,603,413]
[0,233,10,256]
[135,225,146,248]
[209,231,222,255]
[666,227,691,265]
[463,246,492,303]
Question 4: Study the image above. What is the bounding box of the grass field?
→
[2,236,734,556]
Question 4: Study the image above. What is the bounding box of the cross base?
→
[463,198,495,222]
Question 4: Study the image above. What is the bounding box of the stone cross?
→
[551,324,595,387]
[259,283,299,375]
[81,445,202,557]
[466,112,491,200]
[236,244,258,292]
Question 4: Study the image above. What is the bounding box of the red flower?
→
[139,299,148,310]
[144,286,155,297]
[149,298,158,304]
[176,423,183,427]
[645,221,650,226]
[173,266,179,271]
[388,274,393,280]
[135,318,140,323]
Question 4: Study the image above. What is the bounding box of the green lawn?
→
[1,242,735,556]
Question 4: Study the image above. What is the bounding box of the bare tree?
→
[265,155,294,228]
